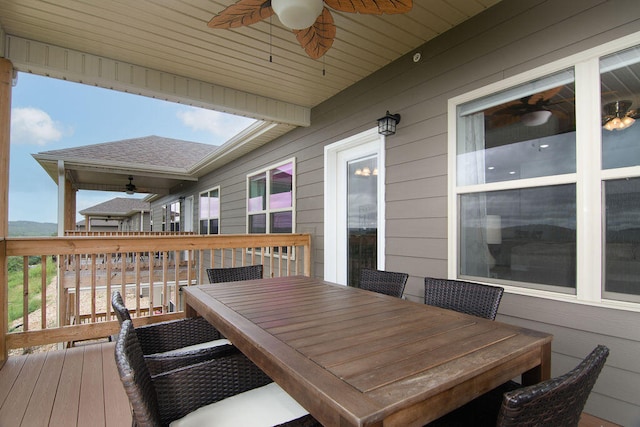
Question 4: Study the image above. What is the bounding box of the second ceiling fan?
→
[208,0,413,59]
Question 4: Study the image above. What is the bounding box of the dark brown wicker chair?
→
[424,277,504,320]
[111,291,233,374]
[115,319,320,427]
[207,265,264,284]
[359,268,409,298]
[427,345,610,427]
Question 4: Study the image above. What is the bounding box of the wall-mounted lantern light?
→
[377,111,401,136]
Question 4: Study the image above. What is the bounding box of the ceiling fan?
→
[125,176,137,195]
[486,86,573,128]
[207,0,413,59]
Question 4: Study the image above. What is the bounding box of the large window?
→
[451,39,640,306]
[247,159,295,235]
[200,187,220,235]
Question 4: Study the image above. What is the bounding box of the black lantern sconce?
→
[377,111,401,136]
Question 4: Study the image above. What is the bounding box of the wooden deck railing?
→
[2,233,311,353]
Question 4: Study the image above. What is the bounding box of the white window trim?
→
[199,186,221,235]
[448,31,640,313]
[246,157,296,235]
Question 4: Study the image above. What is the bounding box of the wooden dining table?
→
[183,275,552,427]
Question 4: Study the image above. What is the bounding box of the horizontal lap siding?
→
[152,0,640,424]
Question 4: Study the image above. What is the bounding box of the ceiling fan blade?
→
[325,0,412,14]
[208,0,273,29]
[294,8,336,59]
[526,86,563,105]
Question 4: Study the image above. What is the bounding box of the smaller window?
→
[246,159,295,235]
[200,187,220,235]
[167,201,180,232]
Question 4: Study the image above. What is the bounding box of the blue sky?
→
[9,72,255,223]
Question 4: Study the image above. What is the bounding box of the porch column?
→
[0,58,14,367]
[56,160,78,236]
[64,176,76,232]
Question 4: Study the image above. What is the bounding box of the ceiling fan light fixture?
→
[521,110,552,126]
[603,100,636,131]
[271,0,324,30]
[125,175,137,195]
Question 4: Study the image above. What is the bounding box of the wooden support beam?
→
[0,58,14,368]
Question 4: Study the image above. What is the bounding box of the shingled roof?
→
[37,135,218,171]
[79,197,150,216]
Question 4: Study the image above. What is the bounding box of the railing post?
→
[0,58,14,367]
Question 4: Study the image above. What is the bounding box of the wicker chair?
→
[424,277,504,320]
[111,291,233,374]
[115,319,320,427]
[207,265,264,284]
[427,345,610,427]
[359,268,409,298]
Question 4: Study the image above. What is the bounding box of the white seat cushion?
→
[169,382,309,427]
[158,339,232,356]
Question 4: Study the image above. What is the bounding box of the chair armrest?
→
[152,351,273,424]
[136,317,224,354]
[144,344,236,375]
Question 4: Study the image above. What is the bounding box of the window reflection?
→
[457,71,576,186]
[604,178,640,297]
[460,185,576,291]
[601,46,640,169]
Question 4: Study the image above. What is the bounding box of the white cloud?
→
[10,107,66,146]
[177,107,255,140]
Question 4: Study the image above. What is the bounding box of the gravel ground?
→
[8,277,147,355]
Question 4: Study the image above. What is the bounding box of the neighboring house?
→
[76,197,151,232]
[75,219,118,233]
[3,1,640,425]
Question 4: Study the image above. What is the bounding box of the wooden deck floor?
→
[0,343,619,427]
[0,342,131,427]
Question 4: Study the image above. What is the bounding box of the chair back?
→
[359,268,409,298]
[207,265,263,284]
[496,345,609,427]
[424,277,504,320]
[111,291,132,324]
[115,319,162,427]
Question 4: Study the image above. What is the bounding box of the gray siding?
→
[152,1,640,424]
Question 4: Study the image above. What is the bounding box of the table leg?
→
[522,341,552,385]
[185,300,198,318]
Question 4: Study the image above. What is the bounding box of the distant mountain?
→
[8,221,57,237]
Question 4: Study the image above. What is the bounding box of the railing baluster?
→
[22,256,29,332]
[162,252,169,314]
[41,255,47,329]
[74,254,80,326]
[91,254,96,322]
[135,251,141,317]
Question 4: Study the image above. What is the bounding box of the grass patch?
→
[7,256,57,327]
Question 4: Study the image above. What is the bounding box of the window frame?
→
[246,157,296,238]
[162,200,181,232]
[448,31,640,312]
[199,186,221,235]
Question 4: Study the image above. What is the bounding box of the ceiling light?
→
[271,0,323,30]
[603,100,637,131]
[521,110,552,126]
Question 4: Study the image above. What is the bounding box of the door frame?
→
[324,128,386,284]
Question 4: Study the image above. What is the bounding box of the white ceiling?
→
[0,0,501,114]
